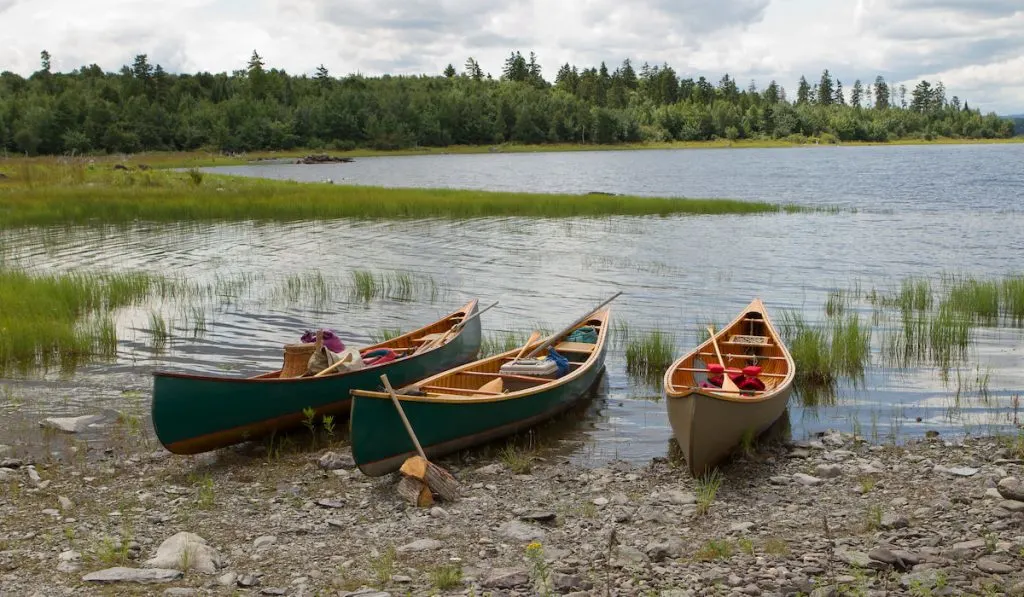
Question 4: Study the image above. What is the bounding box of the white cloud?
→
[0,0,1020,113]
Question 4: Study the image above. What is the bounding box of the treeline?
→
[0,50,1014,156]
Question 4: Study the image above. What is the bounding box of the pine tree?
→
[796,76,811,104]
[619,59,637,90]
[834,80,845,105]
[464,57,483,80]
[763,80,780,104]
[443,64,456,78]
[850,80,863,108]
[817,69,834,105]
[873,76,889,109]
[40,50,51,73]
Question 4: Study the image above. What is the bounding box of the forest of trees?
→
[0,50,1015,156]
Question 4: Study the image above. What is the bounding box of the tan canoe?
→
[663,298,795,476]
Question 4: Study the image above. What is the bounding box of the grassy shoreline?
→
[0,161,828,228]
[2,136,1020,170]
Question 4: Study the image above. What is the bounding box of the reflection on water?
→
[2,144,1024,466]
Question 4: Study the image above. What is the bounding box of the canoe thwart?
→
[419,385,503,396]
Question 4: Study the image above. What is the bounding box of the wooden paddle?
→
[414,300,498,355]
[524,291,622,359]
[381,373,460,502]
[509,330,542,365]
[707,326,741,393]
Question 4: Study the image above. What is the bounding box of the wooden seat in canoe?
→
[554,341,597,354]
[412,332,447,344]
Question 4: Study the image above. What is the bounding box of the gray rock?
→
[392,574,412,583]
[869,548,915,571]
[881,513,909,530]
[218,571,238,586]
[474,463,504,475]
[317,451,355,470]
[592,496,609,506]
[614,545,648,565]
[836,549,872,568]
[58,496,73,511]
[0,457,23,468]
[900,569,945,590]
[253,535,276,549]
[145,531,222,574]
[500,520,545,541]
[730,521,756,533]
[646,537,685,562]
[82,567,183,583]
[815,464,843,478]
[665,490,697,505]
[397,538,442,553]
[316,498,345,508]
[237,574,260,587]
[260,589,286,596]
[823,450,856,462]
[40,414,103,433]
[482,567,529,588]
[340,590,391,597]
[519,511,556,523]
[997,477,1024,501]
[794,473,823,486]
[946,466,979,477]
[769,475,790,485]
[977,558,1015,574]
[552,572,589,591]
[998,500,1024,512]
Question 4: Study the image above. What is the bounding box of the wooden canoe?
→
[349,306,611,476]
[151,299,482,455]
[663,298,795,476]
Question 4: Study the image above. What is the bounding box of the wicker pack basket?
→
[282,342,316,378]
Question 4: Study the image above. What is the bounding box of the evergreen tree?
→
[796,76,811,104]
[40,50,51,73]
[443,64,456,78]
[874,75,889,109]
[619,59,638,90]
[910,80,932,112]
[850,79,863,108]
[464,57,483,80]
[834,80,845,105]
[817,69,834,105]
[763,80,781,104]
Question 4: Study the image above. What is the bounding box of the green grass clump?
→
[780,309,870,392]
[0,268,154,375]
[369,327,404,343]
[625,329,676,382]
[479,330,532,358]
[0,162,824,228]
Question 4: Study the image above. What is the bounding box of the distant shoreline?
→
[4,137,1019,170]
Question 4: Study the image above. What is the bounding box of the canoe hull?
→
[151,301,482,455]
[350,309,610,476]
[663,298,795,476]
[666,383,792,476]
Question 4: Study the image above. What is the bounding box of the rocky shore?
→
[1,428,1022,596]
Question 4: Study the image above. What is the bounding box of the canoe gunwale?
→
[151,299,479,383]
[350,307,611,405]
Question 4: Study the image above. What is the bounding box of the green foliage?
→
[0,53,1011,157]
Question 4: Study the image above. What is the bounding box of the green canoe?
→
[349,305,610,476]
[151,299,482,455]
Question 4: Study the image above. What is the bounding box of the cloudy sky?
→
[1,0,1021,114]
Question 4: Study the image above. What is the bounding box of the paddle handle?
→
[525,291,622,358]
[381,374,427,460]
[509,330,542,365]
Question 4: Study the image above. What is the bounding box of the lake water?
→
[3,144,1023,466]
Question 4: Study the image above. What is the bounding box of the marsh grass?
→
[0,161,827,228]
[480,330,532,357]
[148,311,170,350]
[498,443,535,474]
[625,329,676,383]
[0,268,154,375]
[369,327,403,343]
[369,545,397,588]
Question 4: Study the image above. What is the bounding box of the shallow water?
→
[2,143,1023,466]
